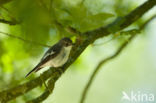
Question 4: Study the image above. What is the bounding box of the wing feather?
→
[25,43,62,77]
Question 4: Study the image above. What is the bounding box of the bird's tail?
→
[25,66,42,78]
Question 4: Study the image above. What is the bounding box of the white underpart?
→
[41,46,72,68]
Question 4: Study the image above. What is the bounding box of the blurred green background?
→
[0,0,156,103]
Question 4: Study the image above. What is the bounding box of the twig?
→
[92,29,140,46]
[0,31,51,48]
[83,0,156,40]
[140,15,156,30]
[80,31,136,103]
[0,19,18,25]
[79,14,156,103]
[0,6,18,22]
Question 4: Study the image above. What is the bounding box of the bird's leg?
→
[39,73,50,92]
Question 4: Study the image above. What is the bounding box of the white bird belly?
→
[42,46,72,68]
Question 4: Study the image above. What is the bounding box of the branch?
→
[27,76,56,103]
[83,0,156,41]
[0,19,18,25]
[0,68,62,103]
[0,0,156,102]
[80,29,138,103]
[140,14,156,29]
[79,15,156,103]
[0,6,19,23]
[0,31,51,48]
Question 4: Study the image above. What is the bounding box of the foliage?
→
[0,0,155,103]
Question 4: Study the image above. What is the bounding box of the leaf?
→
[55,4,114,32]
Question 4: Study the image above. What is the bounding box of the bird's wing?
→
[25,43,62,77]
[41,42,63,60]
[41,49,56,61]
[37,43,62,68]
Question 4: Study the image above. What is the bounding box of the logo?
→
[122,91,155,102]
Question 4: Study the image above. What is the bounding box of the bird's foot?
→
[39,73,51,93]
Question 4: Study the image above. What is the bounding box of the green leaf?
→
[55,4,114,32]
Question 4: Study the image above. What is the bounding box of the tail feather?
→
[25,66,42,78]
[34,67,43,72]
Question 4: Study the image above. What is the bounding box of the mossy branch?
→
[79,15,156,103]
[0,0,156,102]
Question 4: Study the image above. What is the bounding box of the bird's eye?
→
[65,42,69,46]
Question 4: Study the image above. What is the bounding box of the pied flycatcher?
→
[25,37,73,77]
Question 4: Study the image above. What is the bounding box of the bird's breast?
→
[49,46,72,67]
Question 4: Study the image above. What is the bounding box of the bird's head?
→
[60,37,73,47]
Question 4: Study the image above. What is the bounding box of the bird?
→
[25,37,73,77]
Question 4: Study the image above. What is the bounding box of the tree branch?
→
[140,14,156,29]
[80,29,138,103]
[27,76,56,103]
[0,31,51,48]
[0,0,156,102]
[79,15,156,103]
[0,19,18,25]
[83,0,156,41]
